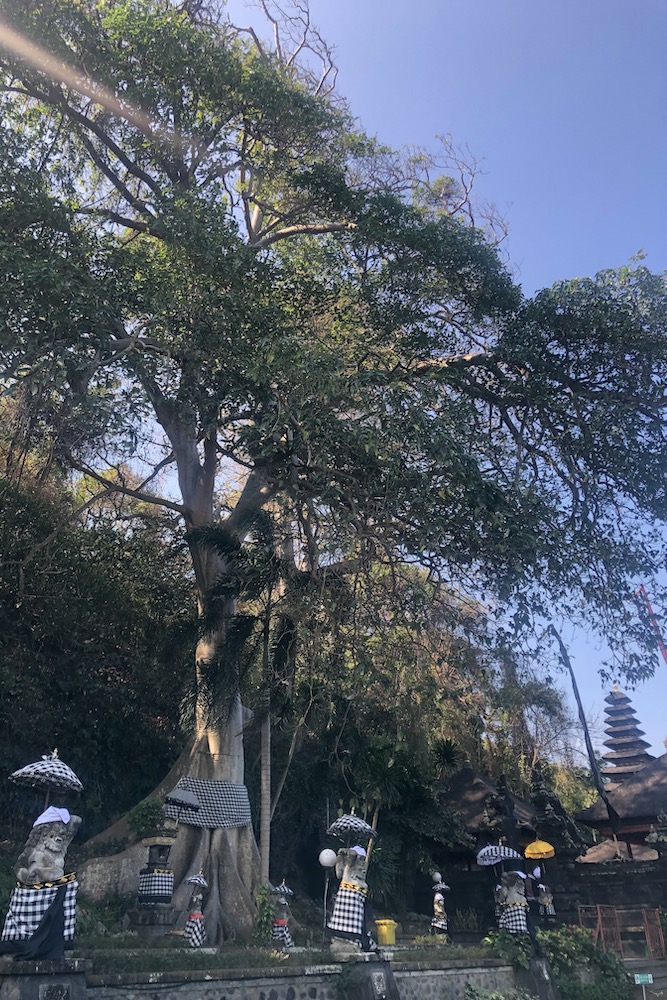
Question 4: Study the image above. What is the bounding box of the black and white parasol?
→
[432,881,450,892]
[326,814,377,844]
[186,871,208,888]
[164,785,201,825]
[9,749,83,805]
[476,844,522,867]
[270,878,294,896]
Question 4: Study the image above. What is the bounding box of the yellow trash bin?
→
[374,919,398,945]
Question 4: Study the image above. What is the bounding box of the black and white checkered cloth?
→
[328,886,366,938]
[184,913,206,948]
[498,904,529,934]
[164,778,251,829]
[2,877,78,941]
[138,870,174,904]
[272,921,294,948]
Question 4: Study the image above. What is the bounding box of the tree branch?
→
[67,456,186,515]
[250,221,357,249]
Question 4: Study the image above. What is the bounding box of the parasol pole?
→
[550,625,622,850]
[322,871,330,945]
[366,806,379,863]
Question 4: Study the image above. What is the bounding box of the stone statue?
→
[646,810,667,855]
[431,893,449,938]
[271,879,294,950]
[482,775,521,849]
[537,882,556,918]
[15,809,81,884]
[185,890,206,948]
[2,807,81,958]
[530,762,587,860]
[496,871,529,934]
[327,845,376,954]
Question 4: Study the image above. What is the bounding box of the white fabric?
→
[33,807,71,828]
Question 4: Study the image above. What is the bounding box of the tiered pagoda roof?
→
[600,686,654,783]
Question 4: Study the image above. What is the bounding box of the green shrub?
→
[537,926,631,1000]
[482,930,534,969]
[483,924,632,1000]
[76,892,134,936]
[253,884,274,945]
[453,907,481,930]
[464,987,538,1000]
[126,799,165,840]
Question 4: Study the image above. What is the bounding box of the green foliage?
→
[464,988,538,1000]
[0,474,193,837]
[253,884,274,946]
[537,925,632,1000]
[126,799,166,840]
[483,930,534,970]
[81,945,328,974]
[484,926,632,1000]
[452,907,482,931]
[75,892,135,936]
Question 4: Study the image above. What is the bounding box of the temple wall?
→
[85,959,517,1000]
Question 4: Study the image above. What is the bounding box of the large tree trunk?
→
[87,419,264,940]
[166,695,261,943]
[85,412,269,938]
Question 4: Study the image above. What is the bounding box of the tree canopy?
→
[1,0,667,935]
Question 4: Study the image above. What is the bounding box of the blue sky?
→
[229,0,667,753]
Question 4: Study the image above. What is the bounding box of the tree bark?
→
[88,411,265,940]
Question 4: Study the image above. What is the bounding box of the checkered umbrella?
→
[186,872,208,888]
[326,814,377,844]
[432,882,450,892]
[8,750,83,795]
[164,786,201,825]
[271,879,294,896]
[476,844,522,866]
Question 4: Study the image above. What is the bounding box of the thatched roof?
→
[440,764,535,833]
[577,752,667,825]
[577,839,659,863]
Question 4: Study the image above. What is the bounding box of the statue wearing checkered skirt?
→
[327,846,377,954]
[1,807,81,960]
[496,871,529,935]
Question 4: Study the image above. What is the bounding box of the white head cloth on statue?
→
[33,807,71,827]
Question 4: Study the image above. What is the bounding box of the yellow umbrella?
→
[524,839,555,860]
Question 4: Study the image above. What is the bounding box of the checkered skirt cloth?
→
[185,913,207,948]
[138,870,174,904]
[272,919,294,948]
[2,876,78,941]
[498,904,529,934]
[431,894,448,932]
[328,886,366,938]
